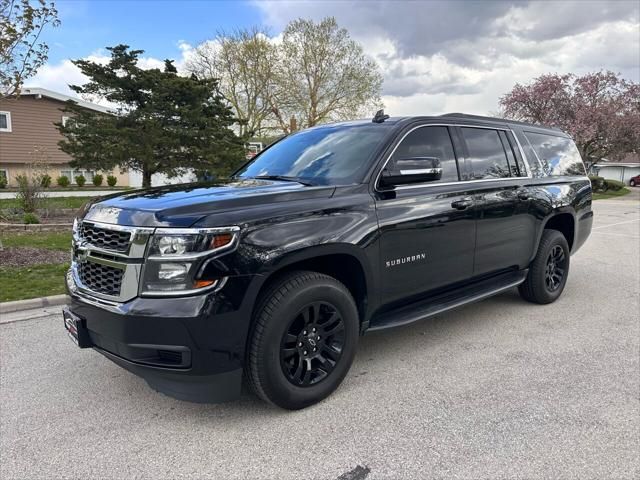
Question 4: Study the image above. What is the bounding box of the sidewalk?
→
[0,305,64,324]
[0,190,117,199]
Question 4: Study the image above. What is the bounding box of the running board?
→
[368,270,528,332]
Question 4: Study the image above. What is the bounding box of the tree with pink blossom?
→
[500,71,639,166]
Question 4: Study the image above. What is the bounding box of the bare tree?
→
[271,17,383,133]
[0,0,60,97]
[189,17,384,136]
[187,26,277,138]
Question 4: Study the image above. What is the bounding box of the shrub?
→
[40,174,52,188]
[0,177,6,189]
[604,179,625,191]
[57,175,70,187]
[589,175,606,192]
[23,212,40,224]
[106,175,117,187]
[92,173,104,187]
[75,174,86,187]
[15,174,43,213]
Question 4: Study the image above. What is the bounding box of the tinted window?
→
[390,126,459,183]
[461,127,511,179]
[498,131,525,177]
[525,132,586,176]
[236,124,390,186]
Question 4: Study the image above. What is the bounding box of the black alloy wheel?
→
[280,301,345,386]
[544,245,567,292]
[246,271,359,409]
[519,229,570,304]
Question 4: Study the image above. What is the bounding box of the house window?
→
[0,111,11,132]
[61,169,94,184]
[61,116,70,127]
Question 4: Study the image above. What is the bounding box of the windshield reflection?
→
[236,123,391,185]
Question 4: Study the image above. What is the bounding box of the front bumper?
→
[65,274,258,403]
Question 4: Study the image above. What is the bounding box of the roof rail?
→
[440,112,563,132]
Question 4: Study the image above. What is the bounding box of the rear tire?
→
[246,271,359,410]
[631,180,636,187]
[519,229,570,304]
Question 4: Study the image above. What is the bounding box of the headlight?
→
[141,226,239,296]
[148,229,236,258]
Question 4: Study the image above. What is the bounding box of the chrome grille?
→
[79,223,131,252]
[77,261,124,297]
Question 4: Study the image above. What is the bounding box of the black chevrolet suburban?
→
[64,112,593,409]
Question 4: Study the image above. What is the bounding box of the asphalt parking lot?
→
[1,197,639,480]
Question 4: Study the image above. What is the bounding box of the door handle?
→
[451,198,473,210]
[516,189,530,200]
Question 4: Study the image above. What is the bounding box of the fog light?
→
[158,263,190,281]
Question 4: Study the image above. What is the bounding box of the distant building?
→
[592,154,640,184]
[0,87,129,187]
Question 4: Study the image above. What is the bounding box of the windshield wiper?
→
[251,175,316,186]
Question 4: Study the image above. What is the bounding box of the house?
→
[0,87,130,187]
[591,154,640,185]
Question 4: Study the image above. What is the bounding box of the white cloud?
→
[256,0,640,116]
[27,1,640,117]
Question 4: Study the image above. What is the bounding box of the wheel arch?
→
[540,210,576,251]
[249,244,374,330]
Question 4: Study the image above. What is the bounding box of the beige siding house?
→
[0,87,129,187]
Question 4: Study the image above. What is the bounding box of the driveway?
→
[1,199,638,480]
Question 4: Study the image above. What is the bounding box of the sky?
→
[27,0,640,116]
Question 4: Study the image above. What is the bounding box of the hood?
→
[82,179,336,227]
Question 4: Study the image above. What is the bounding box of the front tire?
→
[246,271,359,410]
[631,179,636,187]
[519,229,570,304]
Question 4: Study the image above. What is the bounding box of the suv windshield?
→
[235,123,391,186]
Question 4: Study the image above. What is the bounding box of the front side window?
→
[524,131,586,177]
[235,123,392,186]
[461,127,511,179]
[388,126,460,183]
[0,111,11,132]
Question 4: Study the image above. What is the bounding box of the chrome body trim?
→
[399,168,443,175]
[373,123,533,192]
[139,276,228,298]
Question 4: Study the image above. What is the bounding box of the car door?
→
[456,126,536,276]
[373,124,477,306]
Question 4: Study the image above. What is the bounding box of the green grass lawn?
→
[0,232,72,302]
[592,188,631,200]
[0,196,91,210]
[0,263,69,302]
[0,231,72,251]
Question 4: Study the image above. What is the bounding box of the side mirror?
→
[380,157,443,187]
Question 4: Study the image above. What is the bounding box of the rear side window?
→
[460,127,511,179]
[390,126,459,183]
[524,132,586,176]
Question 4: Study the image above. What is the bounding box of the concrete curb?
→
[0,294,69,314]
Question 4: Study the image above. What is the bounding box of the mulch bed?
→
[0,247,69,267]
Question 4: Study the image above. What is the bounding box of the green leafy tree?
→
[0,0,60,97]
[57,45,246,188]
